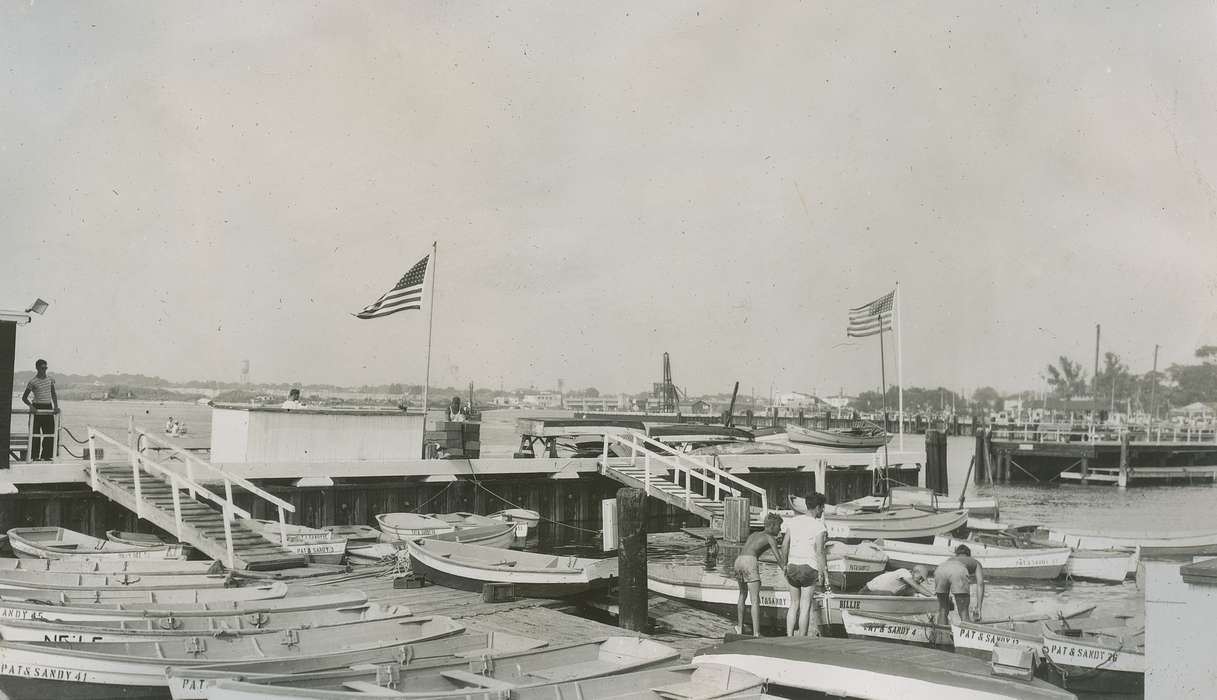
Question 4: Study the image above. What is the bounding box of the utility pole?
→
[1092,324,1101,429]
[1149,344,1159,423]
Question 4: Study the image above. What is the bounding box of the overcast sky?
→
[2,1,1215,397]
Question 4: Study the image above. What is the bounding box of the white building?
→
[564,395,626,412]
[775,391,821,410]
[521,391,563,409]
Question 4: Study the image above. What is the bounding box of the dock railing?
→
[601,431,768,514]
[133,426,295,547]
[990,423,1217,444]
[87,427,251,567]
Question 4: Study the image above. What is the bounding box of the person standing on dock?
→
[934,544,985,625]
[862,564,934,597]
[733,512,787,636]
[21,358,59,461]
[781,492,829,636]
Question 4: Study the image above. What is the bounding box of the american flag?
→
[353,255,429,320]
[847,290,894,338]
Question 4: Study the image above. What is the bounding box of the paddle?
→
[958,455,975,511]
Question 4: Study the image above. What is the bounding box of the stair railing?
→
[134,427,294,547]
[88,427,248,568]
[601,431,767,514]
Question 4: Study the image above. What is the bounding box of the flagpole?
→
[422,241,437,434]
[878,320,890,484]
[895,282,904,452]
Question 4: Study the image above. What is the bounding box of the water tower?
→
[240,360,250,385]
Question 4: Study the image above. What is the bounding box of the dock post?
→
[1118,432,1130,489]
[925,430,948,495]
[972,430,985,485]
[1080,457,1089,483]
[616,487,648,632]
[0,320,14,469]
[723,497,750,543]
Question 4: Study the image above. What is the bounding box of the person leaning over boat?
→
[934,544,985,625]
[781,492,829,637]
[861,564,934,596]
[21,358,59,461]
[733,512,787,636]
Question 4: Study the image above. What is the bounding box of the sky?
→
[2,1,1215,397]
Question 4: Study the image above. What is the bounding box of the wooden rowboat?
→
[345,542,403,563]
[847,604,1098,651]
[193,636,681,699]
[106,530,196,558]
[375,513,455,541]
[1045,527,1217,556]
[647,562,938,629]
[822,508,968,543]
[204,663,761,700]
[406,538,617,598]
[0,590,364,624]
[0,601,414,643]
[0,615,463,699]
[0,568,230,591]
[242,521,348,565]
[487,508,540,537]
[427,512,502,529]
[694,636,1076,699]
[322,525,380,543]
[0,581,287,607]
[1041,617,1144,694]
[936,535,1134,583]
[0,556,220,577]
[9,527,186,561]
[882,539,1071,579]
[786,424,891,452]
[425,523,517,549]
[165,630,548,700]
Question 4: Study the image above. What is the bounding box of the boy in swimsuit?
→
[733,512,787,636]
[934,544,985,624]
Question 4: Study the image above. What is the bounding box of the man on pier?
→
[21,358,58,461]
[934,545,985,624]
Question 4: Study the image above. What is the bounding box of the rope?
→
[410,481,455,513]
[471,481,602,535]
[60,426,89,445]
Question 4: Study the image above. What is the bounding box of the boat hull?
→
[883,540,1069,579]
[1041,633,1144,695]
[408,550,612,598]
[1047,528,1217,556]
[10,528,185,561]
[951,620,1045,662]
[823,509,969,543]
[841,610,951,648]
[785,424,891,451]
[426,523,517,549]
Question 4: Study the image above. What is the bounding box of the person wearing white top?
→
[862,565,934,596]
[780,491,829,636]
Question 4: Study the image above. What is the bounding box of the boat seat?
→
[340,681,407,696]
[439,670,517,690]
[526,660,622,682]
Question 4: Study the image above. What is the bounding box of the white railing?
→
[134,427,294,547]
[989,423,1217,445]
[601,431,768,514]
[88,428,247,568]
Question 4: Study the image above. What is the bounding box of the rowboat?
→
[425,523,517,549]
[785,424,891,452]
[822,508,968,543]
[0,590,365,624]
[843,603,1097,650]
[936,535,1134,583]
[346,542,403,563]
[647,562,938,628]
[187,636,680,699]
[882,539,1071,579]
[745,542,888,592]
[694,636,1076,699]
[0,601,414,643]
[406,538,617,598]
[0,615,463,699]
[8,527,187,561]
[0,568,230,590]
[427,512,502,529]
[841,610,952,648]
[0,556,220,576]
[1041,617,1144,694]
[242,521,348,565]
[0,581,287,607]
[951,618,1053,661]
[204,663,761,700]
[1045,527,1217,556]
[322,525,380,543]
[375,513,456,541]
[106,530,196,557]
[165,630,548,700]
[844,487,999,520]
[488,508,541,537]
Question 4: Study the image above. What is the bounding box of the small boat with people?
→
[0,590,366,624]
[406,538,617,598]
[693,635,1077,699]
[880,539,1072,580]
[844,603,1097,650]
[203,662,762,700]
[9,526,187,561]
[1040,616,1145,694]
[785,423,892,453]
[179,636,680,699]
[0,615,464,699]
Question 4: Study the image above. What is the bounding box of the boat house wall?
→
[1146,560,1217,695]
[210,406,425,463]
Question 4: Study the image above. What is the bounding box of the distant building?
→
[824,395,853,411]
[775,391,821,410]
[521,391,563,409]
[564,395,626,412]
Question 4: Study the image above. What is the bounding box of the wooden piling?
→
[0,320,14,470]
[973,430,986,486]
[1119,432,1130,489]
[925,430,948,495]
[615,487,648,632]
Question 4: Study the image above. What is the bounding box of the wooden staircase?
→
[596,432,767,527]
[86,429,305,571]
